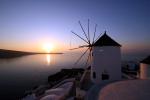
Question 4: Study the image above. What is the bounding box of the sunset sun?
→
[43,43,54,53]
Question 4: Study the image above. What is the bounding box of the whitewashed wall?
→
[91,46,121,84]
[140,63,150,79]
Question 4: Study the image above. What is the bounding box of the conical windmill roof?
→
[141,56,150,64]
[93,32,121,47]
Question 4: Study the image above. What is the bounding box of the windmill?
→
[70,20,122,84]
[70,19,101,67]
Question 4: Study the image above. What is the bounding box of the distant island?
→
[0,49,63,59]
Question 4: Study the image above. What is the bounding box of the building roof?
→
[93,31,121,47]
[99,79,150,100]
[141,56,150,64]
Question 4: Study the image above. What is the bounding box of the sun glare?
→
[46,54,51,65]
[43,43,54,53]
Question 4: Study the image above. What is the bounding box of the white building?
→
[140,56,150,79]
[99,79,150,100]
[91,32,121,84]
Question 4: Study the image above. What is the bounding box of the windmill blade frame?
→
[69,47,84,50]
[87,19,91,44]
[92,24,97,44]
[79,45,89,48]
[74,47,89,65]
[69,45,89,50]
[70,19,100,67]
[78,21,89,43]
[71,31,89,44]
[89,47,92,63]
[94,32,103,44]
[84,49,91,67]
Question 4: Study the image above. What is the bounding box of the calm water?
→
[0,53,85,100]
[0,52,146,100]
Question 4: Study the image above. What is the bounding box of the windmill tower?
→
[71,20,121,84]
[91,31,121,84]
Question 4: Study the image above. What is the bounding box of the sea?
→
[0,52,147,100]
[0,53,86,100]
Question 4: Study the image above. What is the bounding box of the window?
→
[102,74,109,80]
[93,72,96,79]
[102,70,109,80]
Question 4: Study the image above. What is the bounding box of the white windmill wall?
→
[140,63,150,79]
[91,46,121,84]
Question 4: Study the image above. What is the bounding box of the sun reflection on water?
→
[46,54,51,65]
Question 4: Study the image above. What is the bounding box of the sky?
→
[0,0,150,55]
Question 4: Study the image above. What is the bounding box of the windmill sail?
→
[79,21,89,42]
[74,48,89,65]
[71,31,89,44]
[70,19,100,67]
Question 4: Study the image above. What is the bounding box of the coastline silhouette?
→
[0,49,63,59]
